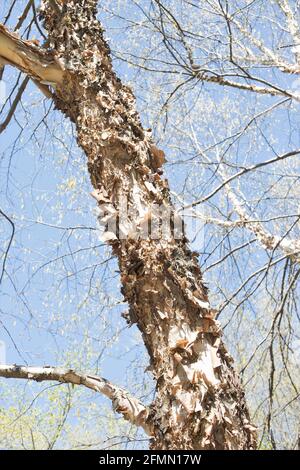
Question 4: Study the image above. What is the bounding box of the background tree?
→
[0,0,299,450]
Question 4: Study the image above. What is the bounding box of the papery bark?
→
[0,0,257,450]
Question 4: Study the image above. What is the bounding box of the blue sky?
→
[1,0,299,379]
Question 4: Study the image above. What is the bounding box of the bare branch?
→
[186,149,300,208]
[0,364,152,435]
[274,0,300,64]
[226,188,300,264]
[48,0,62,16]
[0,23,63,86]
[14,0,34,33]
[0,208,15,285]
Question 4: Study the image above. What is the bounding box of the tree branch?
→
[226,188,300,264]
[0,364,152,435]
[48,0,62,15]
[186,149,300,208]
[0,23,63,86]
[0,209,15,285]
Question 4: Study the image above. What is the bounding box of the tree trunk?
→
[0,0,257,449]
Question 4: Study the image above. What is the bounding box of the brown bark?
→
[0,0,257,449]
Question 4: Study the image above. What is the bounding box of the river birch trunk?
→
[0,0,257,450]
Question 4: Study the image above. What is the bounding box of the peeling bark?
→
[0,0,257,449]
[0,23,63,85]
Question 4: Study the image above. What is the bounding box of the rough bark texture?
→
[0,0,257,449]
